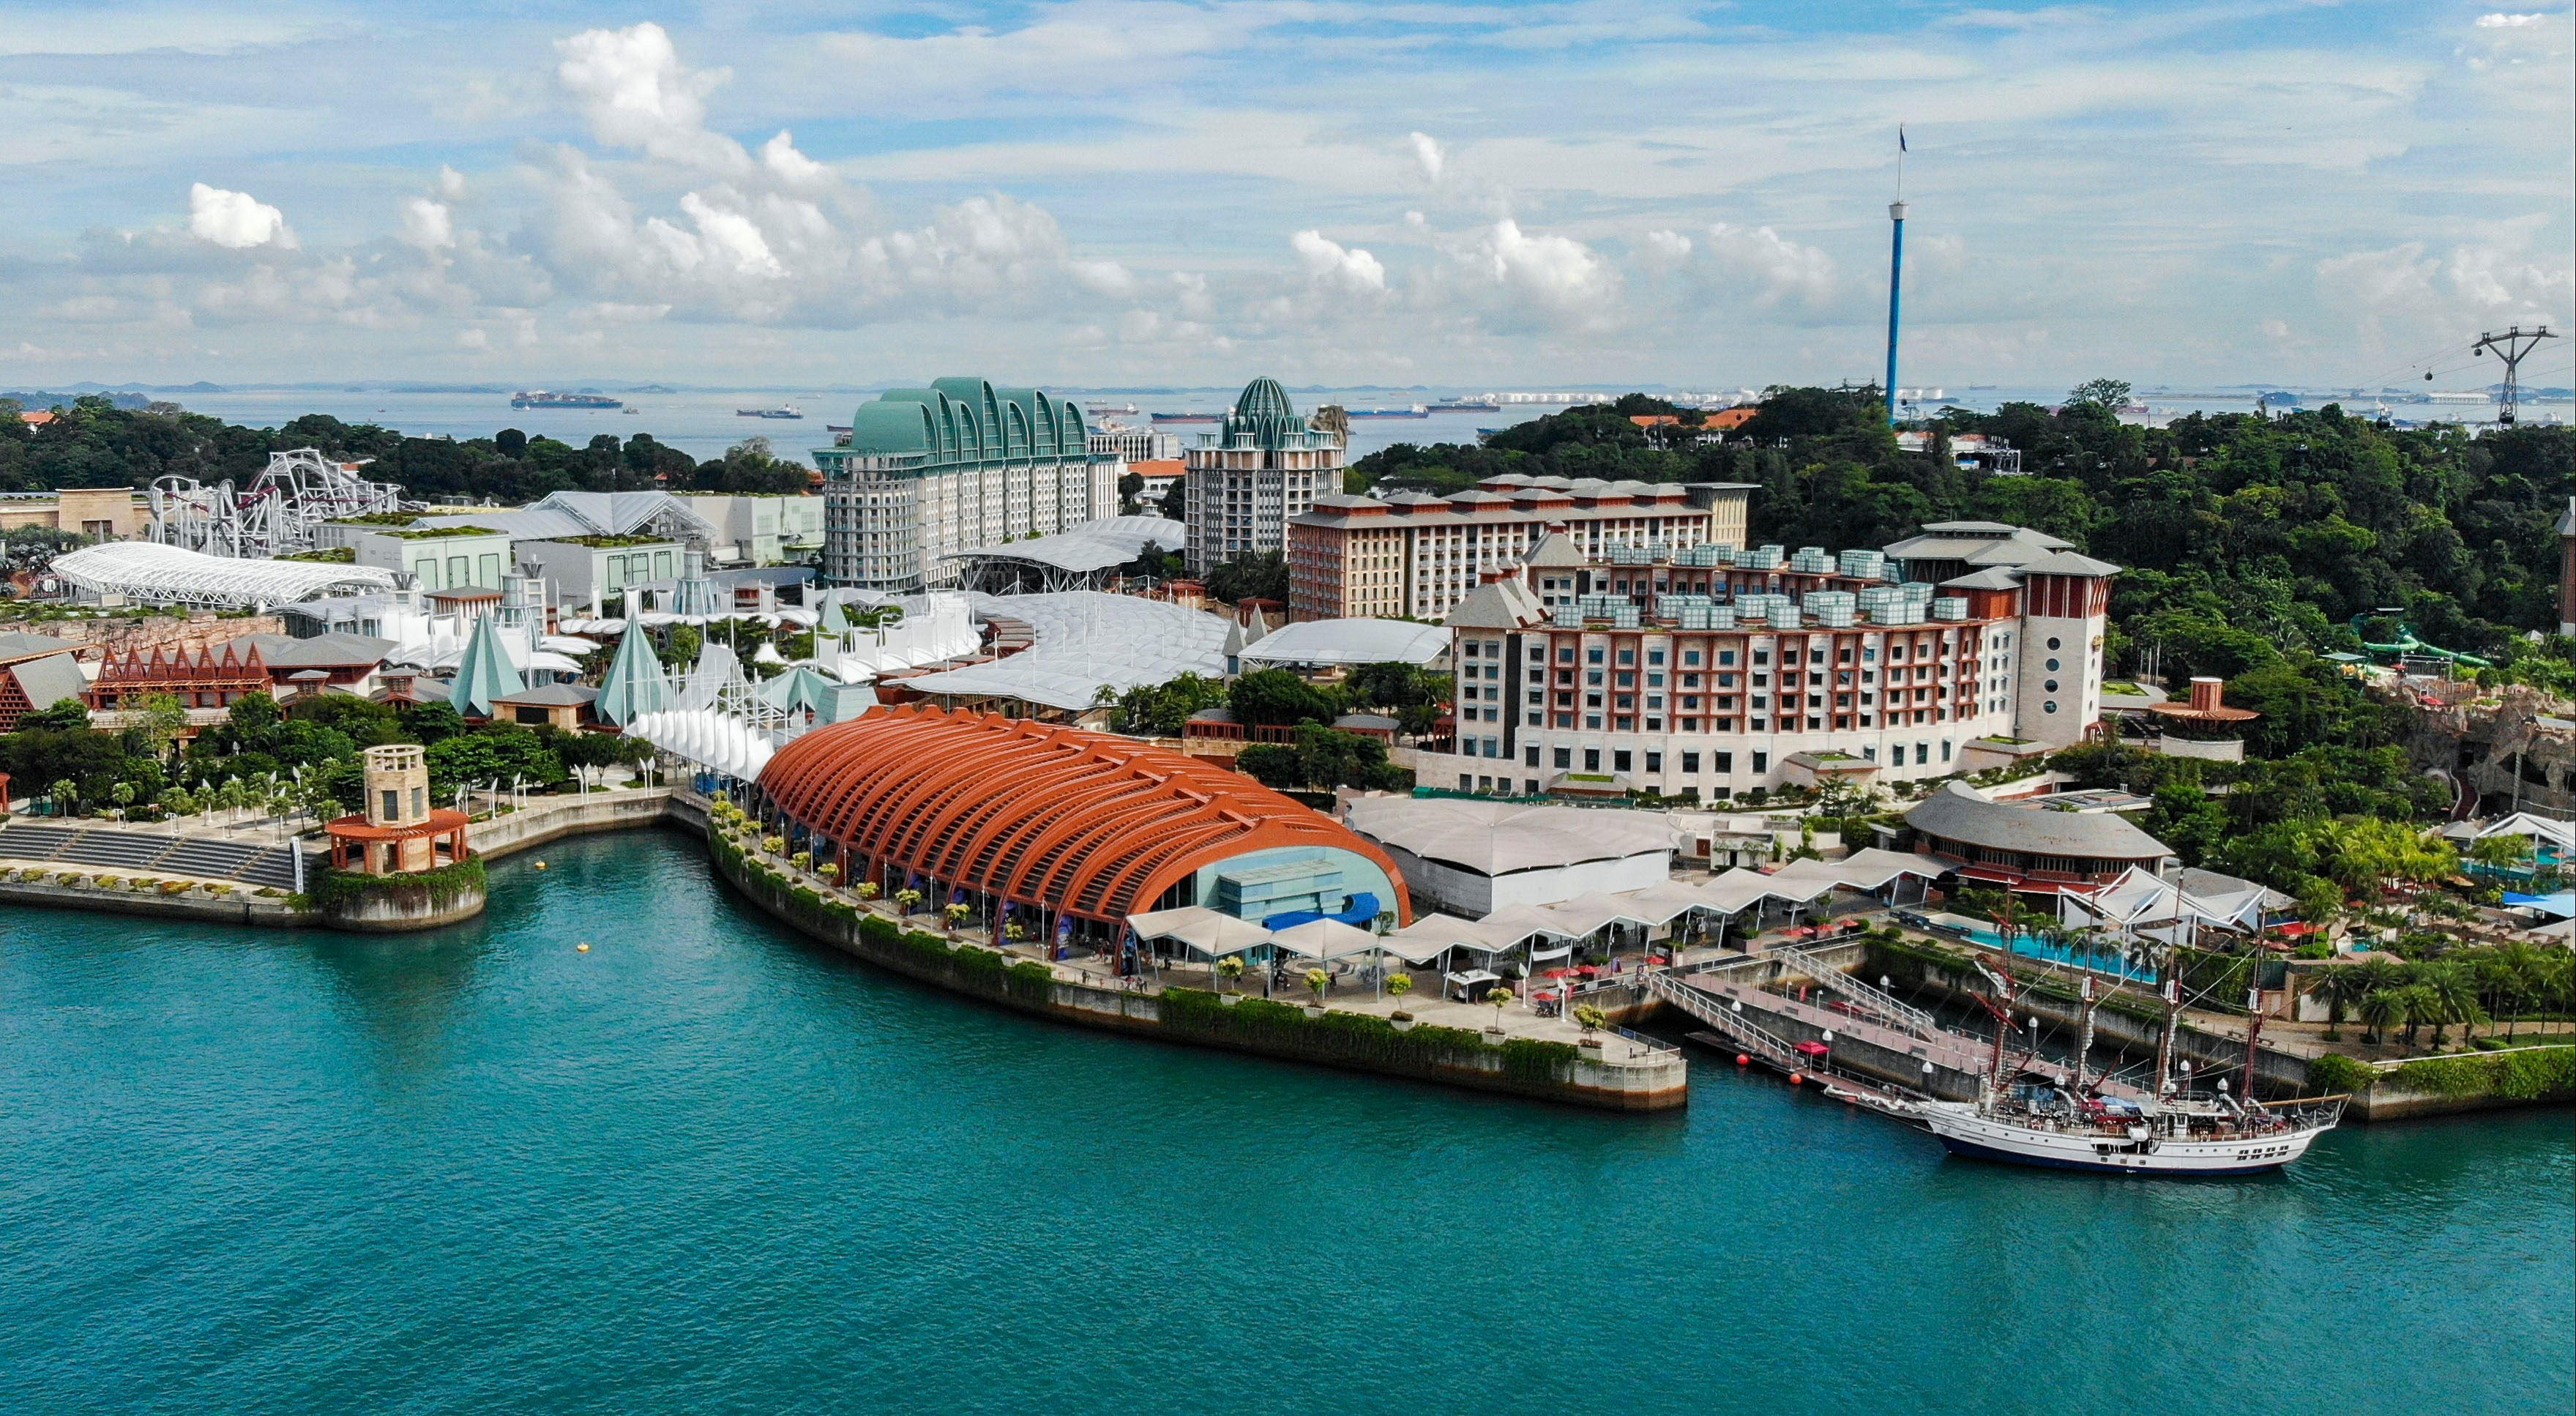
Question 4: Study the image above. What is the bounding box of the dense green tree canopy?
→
[0,395,810,501]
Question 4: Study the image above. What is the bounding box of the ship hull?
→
[1924,1106,2323,1176]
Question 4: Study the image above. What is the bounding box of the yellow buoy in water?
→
[576,942,591,953]
[534,861,548,870]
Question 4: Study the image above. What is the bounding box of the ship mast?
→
[2154,972,2179,1099]
[2073,974,2097,1094]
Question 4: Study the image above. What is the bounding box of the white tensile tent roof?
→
[53,541,397,609]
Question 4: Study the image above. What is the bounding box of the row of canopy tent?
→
[1126,848,1944,968]
[2056,865,2286,947]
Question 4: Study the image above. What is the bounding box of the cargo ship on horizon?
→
[510,390,623,410]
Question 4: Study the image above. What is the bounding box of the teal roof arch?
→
[826,377,1102,474]
[1225,376,1308,450]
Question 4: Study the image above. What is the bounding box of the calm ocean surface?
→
[3,832,2568,1415]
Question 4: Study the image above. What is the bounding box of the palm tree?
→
[2533,950,2576,1037]
[2415,962,2486,1048]
[2356,987,2406,1047]
[2310,966,2374,1037]
[2479,944,2540,1040]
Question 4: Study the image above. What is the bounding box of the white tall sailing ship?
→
[1918,964,2345,1176]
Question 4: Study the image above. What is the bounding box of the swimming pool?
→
[1913,914,2162,984]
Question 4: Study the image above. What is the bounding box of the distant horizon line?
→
[10,379,2564,400]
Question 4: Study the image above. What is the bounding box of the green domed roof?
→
[1225,376,1309,450]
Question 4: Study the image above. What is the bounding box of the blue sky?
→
[1,1,2569,390]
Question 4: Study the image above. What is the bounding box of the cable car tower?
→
[2470,326,2557,425]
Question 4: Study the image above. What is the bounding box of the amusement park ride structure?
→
[148,449,424,559]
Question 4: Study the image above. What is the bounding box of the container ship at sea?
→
[1345,404,1431,420]
[510,390,624,410]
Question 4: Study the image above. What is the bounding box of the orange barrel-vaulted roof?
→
[759,704,1412,925]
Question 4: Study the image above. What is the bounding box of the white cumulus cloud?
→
[400,197,455,251]
[759,130,829,187]
[187,182,294,250]
[1703,223,1836,304]
[556,21,743,172]
[1467,217,1612,312]
[2474,13,2547,27]
[1409,131,1446,183]
[1290,229,1388,294]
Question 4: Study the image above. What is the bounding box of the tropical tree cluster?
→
[0,395,810,501]
[2304,945,2575,1051]
[1354,381,2572,678]
[1,686,643,828]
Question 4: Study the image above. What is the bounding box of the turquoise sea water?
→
[4,832,2569,1415]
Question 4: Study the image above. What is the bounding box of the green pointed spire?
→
[449,613,526,718]
[594,618,670,727]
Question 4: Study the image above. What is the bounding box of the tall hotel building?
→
[815,378,1119,590]
[1288,474,1752,622]
[1436,521,2119,799]
[1181,376,1345,573]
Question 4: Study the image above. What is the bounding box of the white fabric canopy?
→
[1269,918,1383,961]
[1126,906,1274,958]
[1378,914,1485,964]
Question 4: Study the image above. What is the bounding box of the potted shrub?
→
[1485,985,1515,1042]
[790,850,813,873]
[1303,968,1332,1018]
[854,880,879,901]
[1387,972,1416,1030]
[762,834,787,855]
[1574,1003,1608,1059]
[1217,956,1245,1005]
[816,862,840,886]
[894,887,922,915]
[944,902,971,931]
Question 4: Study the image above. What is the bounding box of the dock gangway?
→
[1767,944,1942,1040]
[1645,970,1806,1071]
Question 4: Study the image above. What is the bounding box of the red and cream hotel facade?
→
[1433,521,2121,800]
[1286,474,1752,622]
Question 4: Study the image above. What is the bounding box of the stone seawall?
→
[694,819,1687,1114]
[0,876,313,928]
[2345,1047,2576,1122]
[465,788,682,862]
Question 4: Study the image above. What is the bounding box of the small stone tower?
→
[363,745,436,871]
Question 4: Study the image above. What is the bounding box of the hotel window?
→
[1684,649,1703,666]
[1525,744,1542,768]
[1751,751,1767,773]
[1719,649,1737,666]
[1645,751,1662,772]
[1588,648,1605,664]
[1584,749,1602,772]
[1555,747,1572,768]
[1681,751,1700,772]
[1648,649,1666,666]
[1862,746,1877,762]
[1613,750,1632,772]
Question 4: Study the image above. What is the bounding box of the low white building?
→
[1341,796,1674,917]
[675,493,825,566]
